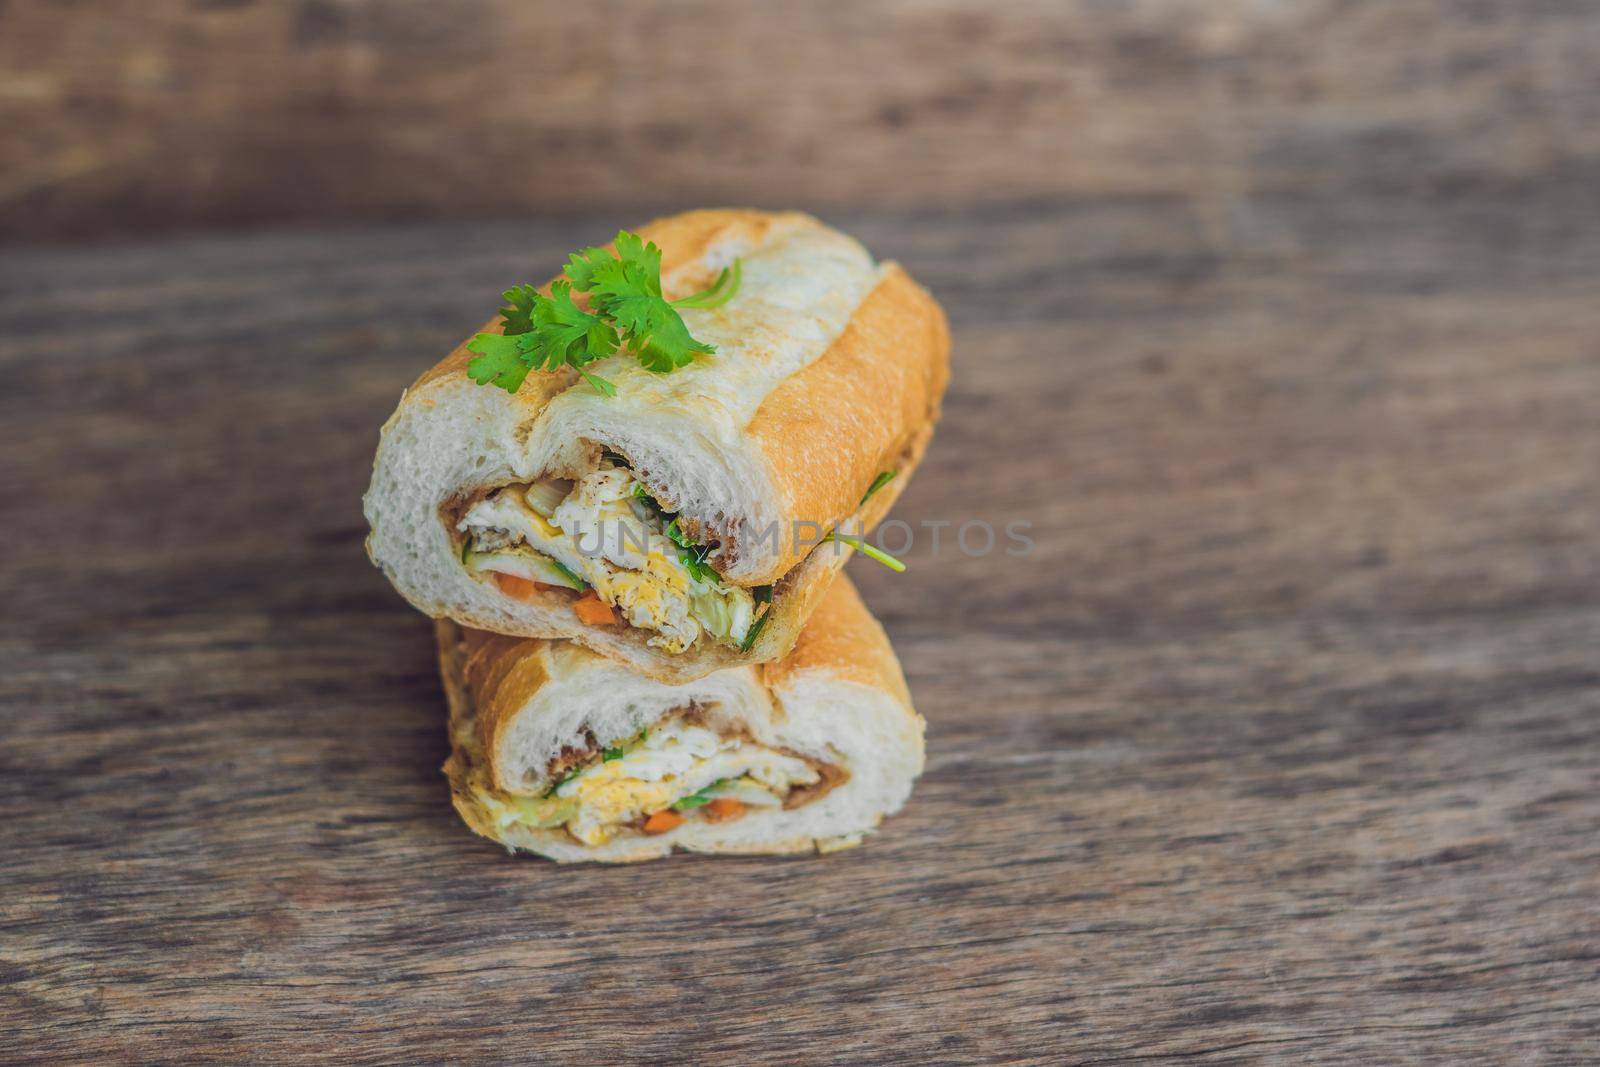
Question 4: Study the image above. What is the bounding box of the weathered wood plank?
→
[2,0,1598,240]
[4,0,1600,1053]
[2,186,1598,1062]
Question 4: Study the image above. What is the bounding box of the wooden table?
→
[3,193,1598,1063]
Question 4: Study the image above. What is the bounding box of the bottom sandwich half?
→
[438,575,925,862]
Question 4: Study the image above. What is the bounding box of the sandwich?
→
[439,574,924,862]
[365,209,949,683]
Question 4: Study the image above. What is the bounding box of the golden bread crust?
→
[373,209,948,682]
[762,571,914,713]
[744,263,951,583]
[435,575,918,860]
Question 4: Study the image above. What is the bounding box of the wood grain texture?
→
[3,191,1599,1061]
[3,0,1599,241]
[4,7,1600,1060]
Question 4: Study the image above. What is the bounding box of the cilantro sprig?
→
[803,472,905,575]
[824,530,907,573]
[860,470,896,506]
[630,478,723,585]
[467,232,742,396]
[664,518,718,584]
[739,611,770,653]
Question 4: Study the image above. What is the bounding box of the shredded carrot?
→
[573,591,619,625]
[494,572,558,601]
[643,810,684,835]
[703,798,747,823]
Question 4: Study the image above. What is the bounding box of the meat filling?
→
[470,712,843,846]
[456,458,759,653]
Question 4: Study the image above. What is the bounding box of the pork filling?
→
[456,457,758,653]
[472,713,836,846]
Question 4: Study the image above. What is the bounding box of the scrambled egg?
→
[459,467,755,652]
[552,720,819,846]
[454,718,580,833]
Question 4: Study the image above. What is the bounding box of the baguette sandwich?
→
[439,574,924,862]
[365,209,949,683]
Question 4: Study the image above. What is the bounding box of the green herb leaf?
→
[677,543,717,584]
[602,289,717,374]
[672,259,743,310]
[544,766,581,797]
[469,280,622,394]
[625,479,722,582]
[576,232,663,298]
[472,232,739,394]
[630,480,666,521]
[602,746,624,762]
[578,368,617,397]
[472,232,738,395]
[823,531,907,573]
[663,518,718,583]
[498,284,543,335]
[531,281,619,371]
[548,558,590,590]
[574,231,709,373]
[562,244,617,293]
[740,609,770,653]
[860,470,896,507]
[465,332,533,393]
[672,778,731,811]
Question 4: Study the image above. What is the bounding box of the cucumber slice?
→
[465,548,588,591]
[707,777,783,808]
[488,792,579,830]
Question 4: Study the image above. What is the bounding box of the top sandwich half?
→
[364,209,950,683]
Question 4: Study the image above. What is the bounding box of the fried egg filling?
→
[456,460,757,653]
[469,717,828,846]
